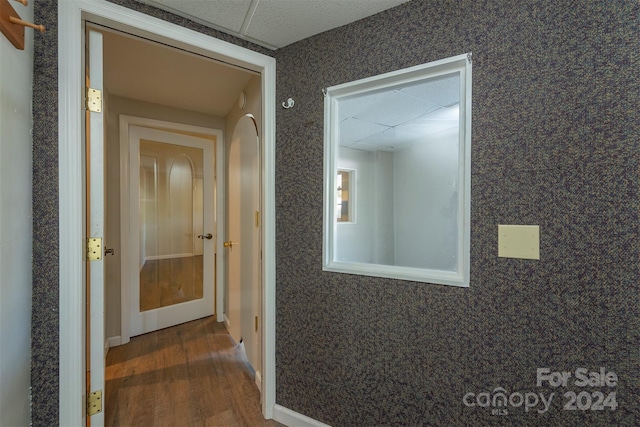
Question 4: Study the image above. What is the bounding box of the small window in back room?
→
[336,169,354,222]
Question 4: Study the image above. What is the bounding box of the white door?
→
[87,28,106,426]
[227,115,261,375]
[128,126,215,336]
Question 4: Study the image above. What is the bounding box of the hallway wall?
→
[274,1,639,425]
[0,1,34,425]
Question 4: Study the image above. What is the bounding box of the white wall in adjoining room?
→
[0,2,34,425]
[394,129,459,270]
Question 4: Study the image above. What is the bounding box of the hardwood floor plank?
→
[105,317,282,427]
[154,328,191,426]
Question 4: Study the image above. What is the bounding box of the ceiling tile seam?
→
[136,0,277,50]
[240,0,260,38]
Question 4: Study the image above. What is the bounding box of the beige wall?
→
[0,2,34,425]
[105,95,225,338]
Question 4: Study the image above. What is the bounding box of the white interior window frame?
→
[323,53,472,287]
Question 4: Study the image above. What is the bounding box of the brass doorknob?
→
[223,241,234,248]
[198,233,213,240]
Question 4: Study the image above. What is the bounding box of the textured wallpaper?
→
[32,0,639,426]
[274,1,639,426]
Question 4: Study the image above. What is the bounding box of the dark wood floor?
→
[105,317,283,427]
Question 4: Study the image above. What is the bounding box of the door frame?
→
[118,116,225,344]
[58,1,277,425]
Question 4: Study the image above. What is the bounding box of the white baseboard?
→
[255,370,262,392]
[223,314,231,331]
[273,405,331,427]
[145,253,194,261]
[107,335,123,348]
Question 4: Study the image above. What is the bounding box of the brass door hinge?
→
[255,316,258,332]
[87,237,102,261]
[86,87,102,112]
[87,390,102,416]
[255,211,260,228]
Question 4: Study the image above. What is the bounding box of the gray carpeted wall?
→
[273,1,639,426]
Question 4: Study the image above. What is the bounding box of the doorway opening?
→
[59,2,276,425]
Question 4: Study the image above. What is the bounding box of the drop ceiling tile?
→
[340,117,389,144]
[401,74,460,107]
[245,0,409,48]
[398,121,459,138]
[145,0,253,33]
[354,141,397,152]
[419,104,460,122]
[339,91,391,121]
[355,91,440,127]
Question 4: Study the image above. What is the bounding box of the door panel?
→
[129,126,215,336]
[87,28,106,427]
[227,115,260,374]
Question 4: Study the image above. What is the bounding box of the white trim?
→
[107,335,122,348]
[261,43,277,420]
[58,2,86,424]
[224,313,232,332]
[255,370,262,391]
[59,1,276,424]
[144,253,194,261]
[273,405,332,427]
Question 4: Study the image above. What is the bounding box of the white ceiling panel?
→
[417,104,460,122]
[141,0,253,33]
[354,91,440,127]
[339,117,390,145]
[245,0,410,49]
[140,0,410,49]
[338,91,390,121]
[401,74,461,107]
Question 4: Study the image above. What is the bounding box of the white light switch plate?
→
[498,225,540,260]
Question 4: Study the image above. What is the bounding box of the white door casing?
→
[58,1,276,424]
[128,126,215,337]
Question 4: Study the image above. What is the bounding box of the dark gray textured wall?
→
[274,1,639,426]
[32,1,58,424]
